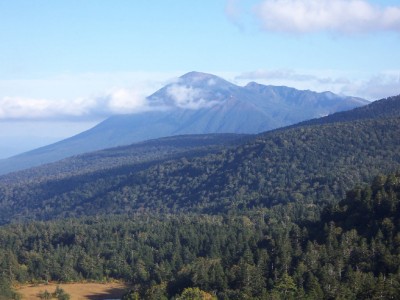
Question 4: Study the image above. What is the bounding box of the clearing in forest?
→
[16,282,129,300]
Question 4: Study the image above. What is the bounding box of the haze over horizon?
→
[1,0,400,158]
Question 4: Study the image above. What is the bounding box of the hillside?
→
[0,133,249,184]
[0,71,367,175]
[294,94,400,127]
[0,95,397,224]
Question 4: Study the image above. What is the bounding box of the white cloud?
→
[166,84,216,109]
[0,97,62,120]
[255,0,400,34]
[0,88,149,121]
[95,88,149,116]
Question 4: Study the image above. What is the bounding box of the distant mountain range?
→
[0,71,368,175]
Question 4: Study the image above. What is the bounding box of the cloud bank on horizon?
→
[254,0,400,34]
[0,89,147,121]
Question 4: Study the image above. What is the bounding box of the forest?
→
[0,95,399,299]
[0,115,400,224]
[0,173,400,299]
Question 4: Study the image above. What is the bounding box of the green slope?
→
[1,133,249,184]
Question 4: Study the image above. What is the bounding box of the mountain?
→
[0,94,397,224]
[0,71,368,175]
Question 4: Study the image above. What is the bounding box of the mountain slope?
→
[0,94,397,224]
[294,94,400,127]
[2,174,400,299]
[0,71,368,175]
[0,133,250,184]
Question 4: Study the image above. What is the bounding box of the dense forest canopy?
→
[0,114,399,224]
[1,173,400,299]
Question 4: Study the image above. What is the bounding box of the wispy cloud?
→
[236,69,400,100]
[236,69,351,86]
[166,84,217,109]
[237,69,316,82]
[254,0,400,34]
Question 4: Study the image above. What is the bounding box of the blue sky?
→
[0,0,400,157]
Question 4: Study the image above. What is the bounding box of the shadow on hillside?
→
[86,286,128,300]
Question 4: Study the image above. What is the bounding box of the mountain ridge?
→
[292,94,400,127]
[0,71,368,175]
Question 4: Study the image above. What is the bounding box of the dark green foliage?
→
[0,276,17,300]
[175,287,217,299]
[2,133,249,182]
[0,96,399,224]
[122,290,140,300]
[321,173,400,237]
[0,249,21,299]
[53,286,70,300]
[0,116,400,224]
[1,173,400,299]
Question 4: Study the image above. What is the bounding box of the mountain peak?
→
[180,71,218,80]
[245,81,261,88]
[178,71,232,87]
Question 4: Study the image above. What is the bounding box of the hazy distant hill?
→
[0,133,250,184]
[0,94,397,224]
[294,94,400,127]
[0,71,367,175]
